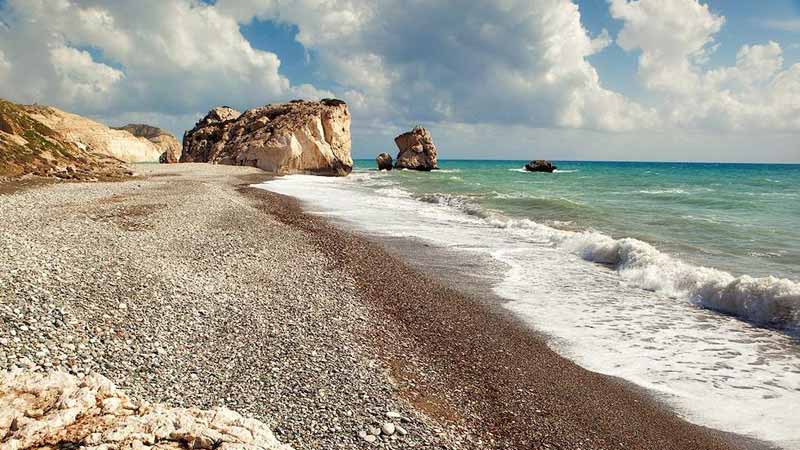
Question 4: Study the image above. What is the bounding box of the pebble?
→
[381,422,396,436]
[0,164,464,450]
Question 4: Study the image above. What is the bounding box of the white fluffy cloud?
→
[216,0,656,131]
[0,0,798,152]
[0,0,330,121]
[611,0,800,131]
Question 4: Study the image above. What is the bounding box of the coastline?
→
[0,164,773,449]
[242,182,774,450]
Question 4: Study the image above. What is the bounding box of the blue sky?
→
[0,0,799,162]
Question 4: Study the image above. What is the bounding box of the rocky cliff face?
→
[25,106,162,163]
[114,124,181,163]
[394,127,438,171]
[0,99,130,179]
[0,370,293,450]
[181,99,353,176]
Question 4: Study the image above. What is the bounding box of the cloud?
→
[0,0,798,149]
[0,0,331,127]
[216,0,656,132]
[611,0,800,131]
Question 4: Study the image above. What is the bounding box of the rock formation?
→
[114,123,181,163]
[376,152,393,170]
[181,99,353,176]
[524,160,557,173]
[24,106,162,163]
[0,370,293,450]
[394,127,438,171]
[0,99,131,180]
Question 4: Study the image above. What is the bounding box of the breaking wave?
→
[414,192,800,332]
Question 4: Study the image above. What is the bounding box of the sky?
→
[0,0,799,162]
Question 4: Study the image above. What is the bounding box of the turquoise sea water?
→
[260,160,800,447]
[353,159,800,281]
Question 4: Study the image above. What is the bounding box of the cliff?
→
[181,99,353,176]
[0,99,130,180]
[114,123,182,163]
[25,106,162,163]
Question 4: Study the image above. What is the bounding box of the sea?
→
[257,160,800,448]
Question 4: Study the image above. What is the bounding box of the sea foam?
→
[413,191,800,332]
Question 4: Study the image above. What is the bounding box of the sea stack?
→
[181,99,353,176]
[376,152,393,170]
[394,127,438,171]
[114,124,181,163]
[524,160,557,173]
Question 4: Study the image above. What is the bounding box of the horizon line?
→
[351,157,800,165]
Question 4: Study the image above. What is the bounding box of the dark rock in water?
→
[394,127,438,171]
[376,153,393,171]
[524,160,557,173]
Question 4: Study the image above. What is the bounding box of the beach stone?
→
[395,425,408,436]
[524,160,557,173]
[381,422,396,436]
[0,369,294,450]
[394,127,438,171]
[376,153,393,171]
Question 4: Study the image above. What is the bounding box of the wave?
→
[412,192,800,332]
[374,187,413,198]
[556,233,799,330]
[417,193,494,219]
[553,169,577,173]
[638,188,690,195]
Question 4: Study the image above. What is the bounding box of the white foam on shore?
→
[256,173,800,448]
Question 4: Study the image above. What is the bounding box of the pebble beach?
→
[0,163,772,450]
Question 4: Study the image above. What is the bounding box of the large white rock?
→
[181,99,353,176]
[25,106,162,163]
[114,124,182,164]
[0,370,294,450]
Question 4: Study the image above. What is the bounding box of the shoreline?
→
[242,182,774,450]
[0,164,774,449]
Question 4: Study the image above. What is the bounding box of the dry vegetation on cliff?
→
[0,99,130,180]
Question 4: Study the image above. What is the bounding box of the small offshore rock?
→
[376,153,393,171]
[394,126,438,171]
[524,159,557,173]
